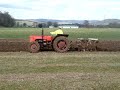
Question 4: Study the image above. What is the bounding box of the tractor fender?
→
[52,34,69,44]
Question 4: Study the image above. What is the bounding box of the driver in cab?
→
[50,28,63,36]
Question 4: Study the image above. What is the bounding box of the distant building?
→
[58,25,79,28]
[58,22,72,25]
[49,26,54,28]
[16,19,39,27]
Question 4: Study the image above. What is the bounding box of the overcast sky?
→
[0,0,120,20]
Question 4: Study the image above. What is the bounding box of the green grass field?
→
[0,52,120,90]
[0,28,120,90]
[0,28,120,40]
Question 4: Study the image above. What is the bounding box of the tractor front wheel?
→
[28,41,40,53]
[53,36,70,53]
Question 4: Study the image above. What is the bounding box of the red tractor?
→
[28,29,70,53]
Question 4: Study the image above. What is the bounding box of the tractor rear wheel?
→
[53,36,70,53]
[28,41,40,53]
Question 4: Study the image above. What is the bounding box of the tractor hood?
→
[30,35,53,42]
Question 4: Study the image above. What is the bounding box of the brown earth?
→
[0,39,29,52]
[0,39,120,52]
[97,40,120,51]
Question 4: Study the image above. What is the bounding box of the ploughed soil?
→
[0,39,120,52]
[97,40,120,51]
[0,39,29,52]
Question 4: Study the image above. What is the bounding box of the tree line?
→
[0,11,15,27]
[38,21,58,28]
[76,20,120,28]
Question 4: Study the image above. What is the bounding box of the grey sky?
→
[0,0,120,20]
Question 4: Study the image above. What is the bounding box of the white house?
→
[49,26,54,28]
[16,19,39,27]
[58,25,79,28]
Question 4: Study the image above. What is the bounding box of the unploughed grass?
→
[0,28,120,40]
[0,52,120,90]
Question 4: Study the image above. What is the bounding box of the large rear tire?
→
[28,41,40,53]
[53,36,70,53]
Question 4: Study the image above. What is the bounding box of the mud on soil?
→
[0,39,120,52]
[0,39,29,52]
[97,40,120,51]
